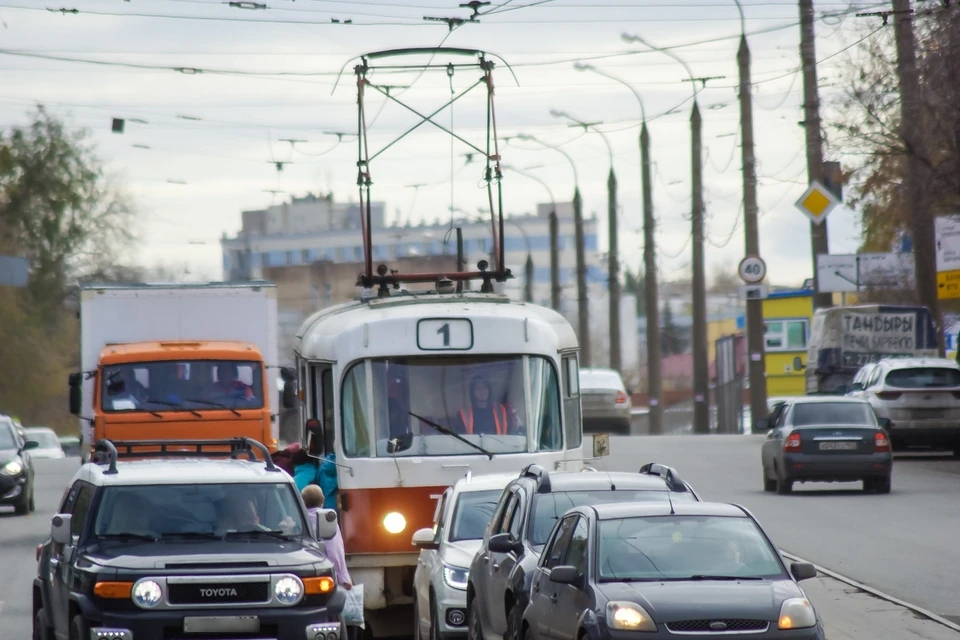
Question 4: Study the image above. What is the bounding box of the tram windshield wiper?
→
[408,412,495,460]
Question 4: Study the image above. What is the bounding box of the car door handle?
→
[493,562,500,571]
[549,594,558,603]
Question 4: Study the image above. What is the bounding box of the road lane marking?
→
[781,550,960,634]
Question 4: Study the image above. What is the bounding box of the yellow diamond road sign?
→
[794,180,839,225]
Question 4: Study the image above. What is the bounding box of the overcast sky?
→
[0,0,888,285]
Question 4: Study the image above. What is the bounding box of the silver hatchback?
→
[578,368,632,434]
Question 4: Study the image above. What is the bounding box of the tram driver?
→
[456,375,520,436]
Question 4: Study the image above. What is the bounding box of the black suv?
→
[33,438,346,640]
[466,464,700,640]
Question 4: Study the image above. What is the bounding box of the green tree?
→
[623,268,647,316]
[661,302,678,356]
[0,106,136,310]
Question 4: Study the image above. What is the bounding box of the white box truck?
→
[67,281,295,461]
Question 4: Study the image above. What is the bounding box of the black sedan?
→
[758,397,893,494]
[521,501,824,640]
[0,419,39,515]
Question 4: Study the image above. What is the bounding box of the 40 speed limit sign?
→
[738,255,767,284]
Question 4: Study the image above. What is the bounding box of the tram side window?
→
[562,354,582,449]
[529,357,562,451]
[341,363,372,457]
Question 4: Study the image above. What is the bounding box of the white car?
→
[856,357,960,453]
[22,427,67,459]
[411,472,516,640]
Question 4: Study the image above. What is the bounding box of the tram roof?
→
[293,290,579,359]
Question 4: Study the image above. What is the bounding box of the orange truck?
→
[68,282,295,462]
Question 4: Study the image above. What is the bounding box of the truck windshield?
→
[93,482,306,539]
[101,360,265,412]
[340,355,562,458]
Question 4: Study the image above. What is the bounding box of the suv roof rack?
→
[639,463,688,493]
[521,464,551,493]
[92,438,280,475]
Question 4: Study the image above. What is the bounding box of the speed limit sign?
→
[738,255,766,284]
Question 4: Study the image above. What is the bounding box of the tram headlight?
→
[383,512,407,535]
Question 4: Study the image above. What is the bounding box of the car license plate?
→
[183,616,260,634]
[818,442,857,451]
[911,409,944,419]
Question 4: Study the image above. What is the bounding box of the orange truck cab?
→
[68,282,296,461]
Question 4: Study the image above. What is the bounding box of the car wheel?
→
[14,488,29,515]
[29,483,36,512]
[69,614,89,640]
[873,475,892,494]
[505,599,524,640]
[430,599,442,640]
[762,467,776,492]
[775,466,793,495]
[413,596,422,640]
[467,600,483,640]
[33,608,52,640]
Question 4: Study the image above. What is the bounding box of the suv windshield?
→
[92,483,305,539]
[885,367,960,389]
[530,490,697,545]
[449,489,502,542]
[597,515,785,582]
[341,355,562,458]
[792,402,875,426]
[101,360,265,412]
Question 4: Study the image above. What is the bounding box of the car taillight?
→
[784,432,801,451]
[874,431,891,452]
[615,390,629,404]
[876,391,902,401]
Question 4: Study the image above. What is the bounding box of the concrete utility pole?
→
[799,0,832,309]
[549,210,561,311]
[691,103,710,435]
[736,5,769,430]
[574,187,591,366]
[892,0,943,354]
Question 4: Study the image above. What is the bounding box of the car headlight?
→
[132,580,162,608]
[605,601,656,632]
[779,598,816,629]
[0,459,23,476]
[442,565,469,591]
[275,576,304,605]
[383,512,407,534]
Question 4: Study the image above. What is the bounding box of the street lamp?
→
[549,110,621,373]
[574,62,663,434]
[507,132,591,365]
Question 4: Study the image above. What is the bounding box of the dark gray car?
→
[521,501,824,640]
[0,418,39,514]
[759,396,893,494]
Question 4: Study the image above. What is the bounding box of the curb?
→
[780,550,960,634]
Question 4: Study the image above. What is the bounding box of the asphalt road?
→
[600,434,960,624]
[3,449,960,639]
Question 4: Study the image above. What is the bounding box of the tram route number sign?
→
[417,318,474,351]
[738,255,767,284]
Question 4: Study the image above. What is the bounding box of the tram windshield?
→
[340,355,563,457]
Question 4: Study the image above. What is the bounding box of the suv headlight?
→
[0,459,23,477]
[779,598,816,629]
[132,580,162,608]
[605,602,656,632]
[275,576,304,605]
[442,565,469,591]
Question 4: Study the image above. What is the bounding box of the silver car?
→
[853,357,960,453]
[578,367,632,434]
[412,472,516,640]
[22,427,66,459]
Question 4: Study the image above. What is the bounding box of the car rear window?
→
[792,403,875,426]
[884,367,960,389]
[579,371,624,391]
[529,489,697,545]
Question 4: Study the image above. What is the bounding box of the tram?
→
[292,46,585,636]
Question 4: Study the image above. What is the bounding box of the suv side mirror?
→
[790,562,817,582]
[753,418,769,434]
[51,514,72,545]
[549,565,579,585]
[314,508,339,541]
[878,417,891,430]
[412,527,439,550]
[386,433,414,454]
[488,532,522,555]
[280,367,297,409]
[22,440,40,452]
[68,373,83,416]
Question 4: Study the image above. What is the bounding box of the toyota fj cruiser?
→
[33,438,346,640]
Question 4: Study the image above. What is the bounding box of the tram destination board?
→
[417,318,474,351]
